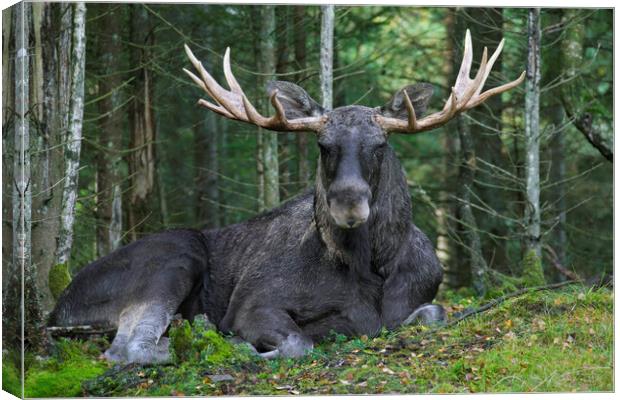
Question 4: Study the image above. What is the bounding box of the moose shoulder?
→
[49,30,524,363]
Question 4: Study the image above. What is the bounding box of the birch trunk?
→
[4,0,43,357]
[56,2,86,266]
[2,7,14,291]
[320,5,335,110]
[524,8,542,260]
[95,3,124,256]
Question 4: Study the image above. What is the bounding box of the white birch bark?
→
[56,3,86,265]
[320,5,334,110]
[524,8,541,258]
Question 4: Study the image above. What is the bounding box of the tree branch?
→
[563,99,613,163]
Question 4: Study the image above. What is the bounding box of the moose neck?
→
[314,145,412,276]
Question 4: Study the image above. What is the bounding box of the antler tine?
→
[223,47,245,95]
[472,38,504,99]
[402,90,418,131]
[453,29,473,96]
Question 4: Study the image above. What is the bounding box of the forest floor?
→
[2,284,613,397]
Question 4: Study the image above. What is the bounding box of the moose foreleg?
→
[381,227,446,329]
[233,307,313,358]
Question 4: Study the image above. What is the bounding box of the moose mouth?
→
[328,201,370,229]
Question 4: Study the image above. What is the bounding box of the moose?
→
[49,30,524,364]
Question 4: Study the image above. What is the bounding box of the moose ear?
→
[266,81,326,119]
[380,83,434,120]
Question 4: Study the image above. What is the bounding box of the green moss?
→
[48,263,72,300]
[2,355,22,397]
[23,339,107,398]
[169,316,234,365]
[25,360,106,397]
[521,250,546,287]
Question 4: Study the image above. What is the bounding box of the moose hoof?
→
[278,333,313,358]
[103,347,127,363]
[403,304,447,327]
[126,339,171,365]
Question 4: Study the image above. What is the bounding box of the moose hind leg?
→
[403,303,447,326]
[104,309,137,363]
[122,302,177,364]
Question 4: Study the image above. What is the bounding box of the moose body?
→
[50,30,524,363]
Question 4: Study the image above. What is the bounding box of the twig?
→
[47,324,116,336]
[444,280,579,328]
[543,244,583,282]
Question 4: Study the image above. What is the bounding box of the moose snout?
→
[327,183,371,229]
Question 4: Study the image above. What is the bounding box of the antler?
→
[183,45,325,132]
[375,29,525,134]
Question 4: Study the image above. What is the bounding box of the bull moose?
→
[49,30,524,364]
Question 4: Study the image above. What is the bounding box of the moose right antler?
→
[375,29,525,134]
[183,45,326,132]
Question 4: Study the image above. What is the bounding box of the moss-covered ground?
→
[3,284,613,397]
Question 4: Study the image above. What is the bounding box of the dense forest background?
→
[2,4,613,353]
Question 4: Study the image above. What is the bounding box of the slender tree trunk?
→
[467,8,510,272]
[293,6,311,190]
[450,8,489,295]
[2,6,14,291]
[194,113,220,228]
[95,3,123,257]
[320,5,335,110]
[4,0,44,358]
[436,9,455,281]
[276,6,292,200]
[456,116,489,296]
[546,9,567,280]
[257,5,279,210]
[56,2,86,267]
[524,9,542,261]
[127,4,157,239]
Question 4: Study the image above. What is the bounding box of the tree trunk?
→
[95,3,124,257]
[194,113,220,228]
[546,9,567,280]
[276,6,293,200]
[320,5,335,110]
[524,9,543,265]
[293,6,311,190]
[56,2,86,267]
[436,9,456,283]
[450,8,489,295]
[467,8,510,272]
[256,5,279,210]
[27,3,76,311]
[2,6,14,292]
[127,4,157,239]
[4,0,44,357]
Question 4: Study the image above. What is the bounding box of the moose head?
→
[183,30,524,230]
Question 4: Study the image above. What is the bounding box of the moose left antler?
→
[376,29,525,133]
[183,29,524,134]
